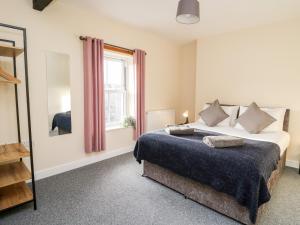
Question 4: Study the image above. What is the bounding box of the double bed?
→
[134,105,290,225]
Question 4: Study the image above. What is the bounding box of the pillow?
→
[236,102,276,134]
[198,104,239,127]
[199,100,229,127]
[236,106,286,132]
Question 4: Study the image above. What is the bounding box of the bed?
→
[134,105,290,225]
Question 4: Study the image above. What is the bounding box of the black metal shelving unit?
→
[0,22,37,211]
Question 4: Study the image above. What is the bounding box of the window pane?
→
[105,92,109,123]
[108,92,124,124]
[105,59,124,89]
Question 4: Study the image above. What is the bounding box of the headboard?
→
[283,109,290,132]
[206,103,290,132]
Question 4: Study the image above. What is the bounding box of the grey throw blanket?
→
[133,130,280,223]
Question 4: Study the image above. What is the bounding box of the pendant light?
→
[176,0,200,24]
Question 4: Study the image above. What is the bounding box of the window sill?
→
[106,126,133,132]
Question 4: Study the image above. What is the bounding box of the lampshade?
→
[182,111,189,118]
[176,0,200,24]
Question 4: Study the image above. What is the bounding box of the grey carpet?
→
[1,153,299,225]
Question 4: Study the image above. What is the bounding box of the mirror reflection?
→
[46,51,72,137]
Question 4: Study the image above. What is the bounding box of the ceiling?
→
[60,0,300,43]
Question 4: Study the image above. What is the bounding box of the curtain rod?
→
[79,36,146,55]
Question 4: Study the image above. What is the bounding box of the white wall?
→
[195,19,300,163]
[177,41,197,123]
[0,0,182,171]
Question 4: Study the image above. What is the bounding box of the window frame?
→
[104,51,132,129]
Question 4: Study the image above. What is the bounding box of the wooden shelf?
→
[0,66,21,85]
[0,162,31,188]
[0,143,30,164]
[0,182,33,211]
[0,44,24,57]
[0,80,19,84]
[0,23,36,212]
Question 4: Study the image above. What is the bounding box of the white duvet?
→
[189,122,290,156]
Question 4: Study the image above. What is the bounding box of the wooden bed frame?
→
[142,107,290,225]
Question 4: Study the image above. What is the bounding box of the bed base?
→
[58,128,71,135]
[143,151,286,225]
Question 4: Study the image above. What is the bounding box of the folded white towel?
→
[203,135,244,148]
[165,126,194,135]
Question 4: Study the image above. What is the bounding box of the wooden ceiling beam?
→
[33,0,53,11]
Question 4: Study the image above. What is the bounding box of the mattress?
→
[189,122,290,156]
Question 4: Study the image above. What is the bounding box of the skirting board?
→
[286,160,299,169]
[34,145,134,181]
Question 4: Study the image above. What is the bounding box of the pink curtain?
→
[83,37,106,152]
[134,49,146,139]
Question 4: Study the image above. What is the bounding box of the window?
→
[104,51,135,129]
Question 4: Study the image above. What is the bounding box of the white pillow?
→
[198,104,239,127]
[236,106,286,132]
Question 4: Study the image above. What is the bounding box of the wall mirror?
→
[46,51,71,137]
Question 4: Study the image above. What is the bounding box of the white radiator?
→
[146,109,176,131]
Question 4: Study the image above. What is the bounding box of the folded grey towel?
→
[166,126,195,135]
[203,135,244,148]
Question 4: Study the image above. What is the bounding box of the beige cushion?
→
[236,106,286,132]
[199,100,229,127]
[199,104,239,127]
[236,102,276,134]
